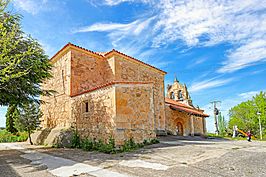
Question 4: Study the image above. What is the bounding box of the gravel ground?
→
[1,136,266,177]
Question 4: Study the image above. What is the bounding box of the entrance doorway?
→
[176,122,184,136]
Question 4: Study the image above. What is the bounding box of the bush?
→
[70,132,160,154]
[81,138,93,151]
[150,138,160,144]
[143,138,160,146]
[0,129,28,143]
[71,131,81,148]
[97,137,116,154]
[121,138,137,152]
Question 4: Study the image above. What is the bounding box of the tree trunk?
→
[28,130,33,145]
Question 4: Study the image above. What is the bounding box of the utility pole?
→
[210,101,221,135]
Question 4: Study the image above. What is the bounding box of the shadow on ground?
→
[21,135,231,167]
[0,150,33,177]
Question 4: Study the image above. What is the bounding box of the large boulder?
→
[31,127,74,147]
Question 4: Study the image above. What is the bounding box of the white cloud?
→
[153,0,266,46]
[153,0,266,73]
[75,22,134,33]
[103,0,132,6]
[218,40,266,73]
[186,57,208,69]
[100,0,151,6]
[94,0,266,73]
[13,0,51,15]
[75,17,154,36]
[39,41,55,58]
[189,77,234,93]
[75,17,156,60]
[238,91,261,100]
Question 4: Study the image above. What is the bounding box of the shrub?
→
[150,138,160,144]
[143,138,160,146]
[71,131,81,148]
[69,132,161,154]
[81,138,93,151]
[0,130,28,143]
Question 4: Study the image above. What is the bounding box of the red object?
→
[247,132,252,137]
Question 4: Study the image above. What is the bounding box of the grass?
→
[207,133,266,141]
[207,133,226,138]
[0,129,28,143]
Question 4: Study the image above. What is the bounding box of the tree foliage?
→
[218,112,227,136]
[14,102,42,145]
[0,0,52,106]
[5,104,19,133]
[228,91,266,136]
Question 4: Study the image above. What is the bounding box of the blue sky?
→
[1,0,266,132]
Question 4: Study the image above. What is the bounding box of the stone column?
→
[190,115,194,136]
[202,117,206,135]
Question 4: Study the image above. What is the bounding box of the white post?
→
[232,125,237,138]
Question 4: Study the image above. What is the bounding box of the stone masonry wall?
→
[71,49,114,96]
[165,106,206,136]
[193,115,205,135]
[40,51,73,128]
[165,106,191,136]
[113,55,166,131]
[114,84,155,145]
[71,86,116,142]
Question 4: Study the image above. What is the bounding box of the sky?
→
[0,0,266,132]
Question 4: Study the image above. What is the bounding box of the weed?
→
[70,132,160,154]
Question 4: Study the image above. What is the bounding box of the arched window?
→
[178,90,183,100]
[170,92,175,99]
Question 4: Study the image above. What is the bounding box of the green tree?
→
[228,91,266,137]
[5,104,19,133]
[15,102,42,145]
[218,112,227,136]
[0,0,52,106]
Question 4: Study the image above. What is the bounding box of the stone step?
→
[156,129,167,136]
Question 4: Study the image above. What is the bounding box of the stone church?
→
[38,43,208,145]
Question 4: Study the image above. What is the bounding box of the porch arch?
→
[176,122,184,136]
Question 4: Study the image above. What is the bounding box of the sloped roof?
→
[50,43,166,74]
[165,98,209,117]
[104,49,167,74]
[50,43,105,62]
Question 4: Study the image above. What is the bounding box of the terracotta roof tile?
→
[50,43,167,75]
[165,98,209,117]
[104,49,167,74]
[165,98,194,109]
[50,43,105,61]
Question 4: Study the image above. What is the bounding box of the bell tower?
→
[166,76,193,106]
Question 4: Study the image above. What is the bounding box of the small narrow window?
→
[85,102,89,113]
